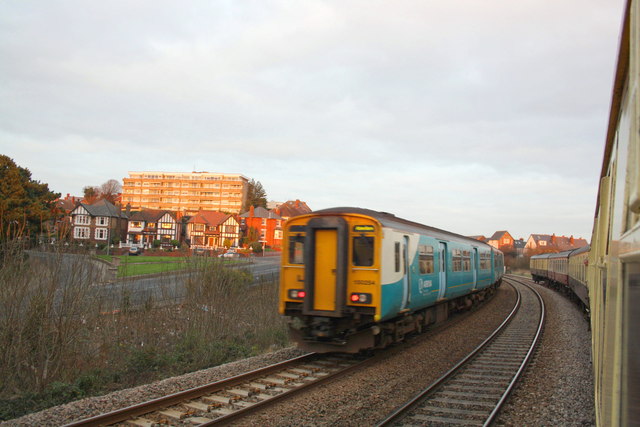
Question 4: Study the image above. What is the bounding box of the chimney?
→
[570,235,575,245]
[250,206,255,217]
[275,207,281,216]
[551,234,556,244]
[295,199,300,208]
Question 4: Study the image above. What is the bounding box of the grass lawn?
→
[96,255,249,277]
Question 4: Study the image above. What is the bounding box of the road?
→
[26,251,281,311]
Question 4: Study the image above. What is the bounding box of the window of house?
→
[353,236,374,266]
[95,228,108,240]
[540,241,547,246]
[418,245,434,274]
[75,215,90,225]
[289,235,305,264]
[161,222,172,229]
[262,218,267,226]
[194,224,204,231]
[96,217,109,226]
[274,230,283,239]
[131,221,142,228]
[74,227,89,239]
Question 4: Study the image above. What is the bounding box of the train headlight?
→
[350,293,371,304]
[288,289,306,300]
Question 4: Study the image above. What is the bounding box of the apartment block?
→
[121,171,249,215]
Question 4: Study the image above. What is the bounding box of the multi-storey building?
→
[121,171,249,215]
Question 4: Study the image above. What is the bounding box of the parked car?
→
[129,246,142,256]
[219,250,239,258]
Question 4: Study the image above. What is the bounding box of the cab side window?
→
[288,235,305,264]
[353,236,374,266]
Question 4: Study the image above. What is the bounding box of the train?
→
[529,246,590,312]
[278,207,504,353]
[531,1,639,425]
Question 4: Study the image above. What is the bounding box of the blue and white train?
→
[279,207,504,353]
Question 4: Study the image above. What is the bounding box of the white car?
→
[219,250,239,258]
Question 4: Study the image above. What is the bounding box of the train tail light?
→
[350,293,372,304]
[288,289,306,300]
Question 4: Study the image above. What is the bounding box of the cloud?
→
[0,0,626,240]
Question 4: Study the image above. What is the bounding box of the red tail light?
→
[350,293,371,304]
[288,289,305,300]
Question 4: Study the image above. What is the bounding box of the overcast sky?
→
[0,1,626,240]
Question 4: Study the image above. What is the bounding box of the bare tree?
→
[100,179,121,204]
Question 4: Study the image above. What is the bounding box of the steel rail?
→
[63,353,316,427]
[483,276,545,426]
[375,280,522,426]
[377,276,544,426]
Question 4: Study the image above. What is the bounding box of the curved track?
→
[377,276,544,426]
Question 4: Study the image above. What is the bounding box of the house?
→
[239,206,283,249]
[487,231,515,251]
[514,238,526,257]
[186,210,240,249]
[273,199,312,221]
[468,235,487,242]
[70,199,128,245]
[126,209,180,248]
[524,234,588,254]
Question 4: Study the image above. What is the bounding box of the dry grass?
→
[0,243,288,420]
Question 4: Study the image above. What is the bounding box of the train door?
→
[302,217,348,317]
[473,247,478,290]
[313,230,338,311]
[438,242,447,300]
[401,235,411,309]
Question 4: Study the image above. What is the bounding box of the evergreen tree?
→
[0,155,60,240]
[243,179,267,211]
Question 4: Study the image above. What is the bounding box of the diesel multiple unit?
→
[279,207,504,353]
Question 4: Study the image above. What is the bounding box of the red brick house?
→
[487,231,515,251]
[239,206,283,249]
[274,199,312,221]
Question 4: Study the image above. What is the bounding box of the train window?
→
[480,252,491,270]
[288,235,305,264]
[452,249,462,272]
[418,245,434,274]
[462,250,471,271]
[353,236,374,266]
[395,242,400,272]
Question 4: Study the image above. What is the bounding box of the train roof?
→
[530,245,591,259]
[311,207,496,250]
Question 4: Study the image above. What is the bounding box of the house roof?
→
[529,233,588,250]
[514,240,526,249]
[278,200,312,218]
[239,206,282,219]
[468,235,487,241]
[129,209,175,222]
[188,210,234,226]
[488,231,511,241]
[77,199,127,218]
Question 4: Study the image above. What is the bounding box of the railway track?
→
[377,276,544,426]
[64,352,372,426]
[64,279,520,427]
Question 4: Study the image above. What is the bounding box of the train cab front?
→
[279,212,381,353]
